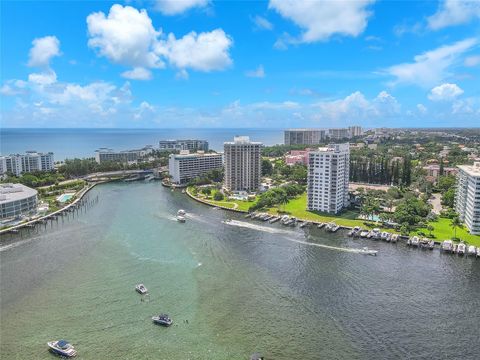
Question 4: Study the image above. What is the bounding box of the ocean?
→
[0,128,284,160]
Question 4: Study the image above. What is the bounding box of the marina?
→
[1,182,479,359]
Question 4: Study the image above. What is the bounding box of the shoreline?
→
[186,187,248,213]
[0,181,103,235]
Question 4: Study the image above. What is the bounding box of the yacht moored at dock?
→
[390,234,399,243]
[152,314,173,326]
[359,230,369,238]
[348,226,361,236]
[477,247,480,258]
[47,340,77,357]
[441,240,453,253]
[467,245,476,256]
[457,242,466,255]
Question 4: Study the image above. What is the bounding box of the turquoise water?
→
[1,182,479,359]
[57,194,74,203]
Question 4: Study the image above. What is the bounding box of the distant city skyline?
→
[1,1,480,128]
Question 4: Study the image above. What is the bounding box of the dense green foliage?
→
[188,168,224,186]
[262,144,313,157]
[349,153,411,186]
[392,195,431,226]
[1,171,65,187]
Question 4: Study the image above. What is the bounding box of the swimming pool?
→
[56,193,74,203]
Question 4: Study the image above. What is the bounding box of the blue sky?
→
[1,0,480,128]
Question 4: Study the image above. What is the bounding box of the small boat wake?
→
[223,220,377,256]
[222,219,295,235]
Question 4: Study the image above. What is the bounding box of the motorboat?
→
[359,247,378,256]
[372,228,381,239]
[135,284,148,294]
[410,236,420,247]
[177,210,186,216]
[419,238,429,249]
[390,234,399,243]
[269,216,280,223]
[317,222,325,229]
[457,242,466,255]
[176,215,186,222]
[467,245,476,256]
[47,340,77,357]
[384,233,392,242]
[366,231,373,239]
[441,240,453,253]
[348,226,361,236]
[428,240,435,250]
[331,224,340,232]
[300,221,311,228]
[152,314,173,326]
[359,230,369,238]
[380,231,389,241]
[477,247,480,258]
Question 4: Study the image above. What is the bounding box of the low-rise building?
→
[94,146,153,164]
[168,151,223,185]
[285,149,311,166]
[423,165,458,180]
[0,151,54,176]
[0,183,38,219]
[159,139,209,152]
[455,162,480,234]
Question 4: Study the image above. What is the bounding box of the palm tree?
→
[426,224,434,237]
[450,216,461,240]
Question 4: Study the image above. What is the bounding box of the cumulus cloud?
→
[251,15,273,31]
[87,4,163,69]
[121,67,153,80]
[28,70,57,85]
[384,38,477,87]
[86,5,233,78]
[428,83,464,101]
[245,65,265,78]
[427,0,480,30]
[28,36,61,67]
[268,0,374,44]
[163,29,233,71]
[153,0,208,15]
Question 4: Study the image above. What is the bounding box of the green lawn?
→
[187,187,256,212]
[267,193,368,228]
[415,217,480,246]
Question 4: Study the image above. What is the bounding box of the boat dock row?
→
[245,212,345,232]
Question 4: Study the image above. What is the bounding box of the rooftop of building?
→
[458,162,480,177]
[224,136,262,145]
[284,128,326,132]
[0,183,38,203]
[1,151,53,157]
[95,146,153,153]
[312,143,350,153]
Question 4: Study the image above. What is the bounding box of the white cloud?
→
[153,0,208,15]
[417,103,428,114]
[245,65,265,78]
[251,15,273,31]
[163,29,233,71]
[121,67,152,80]
[134,101,155,120]
[465,55,480,67]
[385,38,478,87]
[28,70,57,85]
[28,36,61,67]
[175,69,189,80]
[427,0,480,30]
[86,5,233,78]
[428,83,464,101]
[87,4,163,69]
[268,0,374,43]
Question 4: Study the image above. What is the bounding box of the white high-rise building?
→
[455,162,480,234]
[168,151,223,185]
[94,146,153,164]
[1,151,54,176]
[159,139,209,152]
[348,126,363,137]
[307,143,350,214]
[224,136,262,192]
[328,128,350,140]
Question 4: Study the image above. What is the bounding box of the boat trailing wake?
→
[222,220,377,255]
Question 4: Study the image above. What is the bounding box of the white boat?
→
[348,226,361,236]
[477,247,480,258]
[359,247,378,256]
[428,240,435,250]
[380,231,389,241]
[390,234,399,243]
[47,340,77,357]
[359,230,369,238]
[135,284,148,294]
[152,314,173,326]
[441,240,453,252]
[269,216,280,223]
[176,215,186,222]
[317,222,325,229]
[467,245,476,256]
[177,209,186,216]
[410,236,420,247]
[457,242,466,255]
